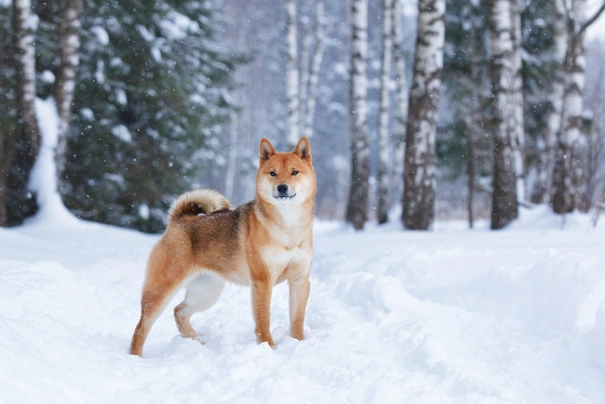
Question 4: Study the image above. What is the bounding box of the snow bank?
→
[2,208,605,402]
[29,97,82,229]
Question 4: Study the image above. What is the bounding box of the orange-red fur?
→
[129,137,316,357]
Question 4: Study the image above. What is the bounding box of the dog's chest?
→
[262,244,310,277]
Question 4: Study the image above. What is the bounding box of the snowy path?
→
[1,207,605,403]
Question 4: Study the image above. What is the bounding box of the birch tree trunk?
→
[488,0,523,229]
[530,0,567,204]
[285,0,300,148]
[54,0,82,190]
[510,0,525,202]
[392,0,408,208]
[301,0,326,140]
[377,0,393,225]
[224,107,239,201]
[402,0,445,230]
[12,0,40,209]
[345,0,370,230]
[551,0,605,214]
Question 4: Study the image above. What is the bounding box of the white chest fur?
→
[261,242,311,277]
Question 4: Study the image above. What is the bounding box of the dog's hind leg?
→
[130,250,189,357]
[174,272,225,341]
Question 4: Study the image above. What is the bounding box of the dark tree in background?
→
[441,0,492,229]
[60,0,243,232]
[402,0,445,230]
[529,0,566,204]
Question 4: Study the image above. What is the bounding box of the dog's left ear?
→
[259,138,276,163]
[294,137,312,163]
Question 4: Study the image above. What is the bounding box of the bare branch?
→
[575,1,605,40]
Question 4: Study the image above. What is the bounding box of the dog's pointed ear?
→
[259,138,276,164]
[294,137,312,163]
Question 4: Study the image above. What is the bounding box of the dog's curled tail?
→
[168,189,232,222]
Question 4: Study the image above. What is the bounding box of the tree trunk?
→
[402,0,445,230]
[345,0,370,230]
[488,0,522,229]
[510,0,525,202]
[377,0,393,225]
[467,130,475,229]
[0,134,6,226]
[301,0,326,140]
[224,108,239,201]
[0,23,6,227]
[530,0,567,204]
[551,0,605,214]
[464,2,480,230]
[11,0,40,220]
[54,0,82,191]
[391,0,408,210]
[285,0,300,148]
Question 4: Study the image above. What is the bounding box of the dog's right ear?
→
[259,138,276,164]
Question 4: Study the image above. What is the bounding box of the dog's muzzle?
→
[274,184,296,200]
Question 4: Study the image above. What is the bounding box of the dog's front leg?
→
[251,273,276,348]
[288,274,310,340]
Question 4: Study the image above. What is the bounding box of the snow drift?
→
[1,207,605,402]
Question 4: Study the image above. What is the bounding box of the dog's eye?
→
[291,170,299,176]
[270,171,277,177]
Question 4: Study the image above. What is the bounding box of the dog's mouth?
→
[273,193,296,200]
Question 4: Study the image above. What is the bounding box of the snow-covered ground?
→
[2,206,605,403]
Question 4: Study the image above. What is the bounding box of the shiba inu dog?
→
[130,137,316,357]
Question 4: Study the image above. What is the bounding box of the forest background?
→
[0,0,604,233]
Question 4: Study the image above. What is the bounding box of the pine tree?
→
[345,0,370,230]
[59,0,243,232]
[442,0,492,228]
[402,0,445,230]
[529,0,566,204]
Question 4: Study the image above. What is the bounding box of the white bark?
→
[285,0,300,148]
[391,0,408,212]
[551,0,597,213]
[377,0,393,225]
[14,0,40,164]
[301,0,326,140]
[402,0,445,230]
[488,0,523,229]
[224,108,239,201]
[55,0,82,185]
[392,0,408,134]
[510,0,525,202]
[345,0,370,230]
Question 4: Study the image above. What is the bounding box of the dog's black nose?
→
[277,184,288,194]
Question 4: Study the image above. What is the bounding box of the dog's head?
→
[256,137,316,206]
